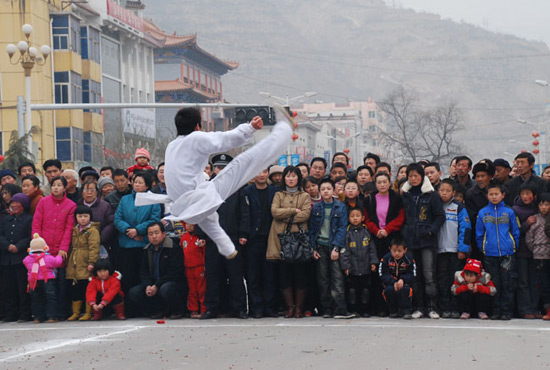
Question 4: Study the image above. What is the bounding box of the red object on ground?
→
[157,320,165,324]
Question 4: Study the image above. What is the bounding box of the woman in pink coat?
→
[32,176,76,320]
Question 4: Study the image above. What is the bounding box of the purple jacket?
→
[513,197,538,259]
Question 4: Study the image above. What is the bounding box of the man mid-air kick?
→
[136,106,293,259]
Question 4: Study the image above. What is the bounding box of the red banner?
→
[106,0,144,32]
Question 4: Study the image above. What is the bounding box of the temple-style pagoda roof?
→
[155,79,219,100]
[144,19,238,74]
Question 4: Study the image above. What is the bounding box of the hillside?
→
[145,0,550,160]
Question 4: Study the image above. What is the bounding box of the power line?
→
[202,37,546,83]
[230,71,544,112]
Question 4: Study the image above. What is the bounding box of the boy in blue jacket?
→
[310,178,351,319]
[476,182,520,320]
[437,179,472,318]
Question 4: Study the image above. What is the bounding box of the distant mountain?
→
[145,0,550,161]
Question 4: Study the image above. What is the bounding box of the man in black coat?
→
[201,154,250,319]
[0,194,33,322]
[243,168,279,318]
[504,152,548,205]
[127,222,185,319]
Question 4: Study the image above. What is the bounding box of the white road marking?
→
[0,326,141,363]
[0,320,549,332]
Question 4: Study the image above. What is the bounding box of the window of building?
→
[54,72,69,104]
[52,15,81,53]
[58,127,84,162]
[368,111,376,119]
[81,26,101,63]
[101,37,121,79]
[82,79,101,113]
[54,71,82,104]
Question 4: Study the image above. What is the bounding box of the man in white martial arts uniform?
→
[136,106,293,258]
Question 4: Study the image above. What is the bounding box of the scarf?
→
[29,253,50,291]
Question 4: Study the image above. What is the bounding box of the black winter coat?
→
[339,225,378,276]
[401,177,445,250]
[244,184,278,239]
[0,212,33,265]
[217,187,250,243]
[139,237,184,287]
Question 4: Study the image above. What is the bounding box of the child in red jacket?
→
[451,259,496,320]
[180,223,206,318]
[86,259,125,320]
[127,148,154,177]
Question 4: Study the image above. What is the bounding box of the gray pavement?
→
[0,317,549,369]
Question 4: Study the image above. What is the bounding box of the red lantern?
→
[533,148,540,155]
[292,133,299,141]
[343,148,350,154]
[533,140,540,146]
[0,155,4,163]
[533,131,540,138]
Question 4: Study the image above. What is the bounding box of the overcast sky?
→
[389,0,550,46]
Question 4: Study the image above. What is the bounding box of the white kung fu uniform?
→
[136,121,292,257]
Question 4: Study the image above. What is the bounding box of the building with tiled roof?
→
[145,20,238,132]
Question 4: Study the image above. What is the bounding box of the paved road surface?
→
[0,317,548,369]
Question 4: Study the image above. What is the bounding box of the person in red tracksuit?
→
[180,223,206,318]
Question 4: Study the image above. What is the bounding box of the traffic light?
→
[235,106,274,125]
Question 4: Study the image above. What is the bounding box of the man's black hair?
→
[42,159,61,171]
[100,166,114,174]
[356,165,374,177]
[515,152,536,166]
[113,168,129,179]
[18,162,36,175]
[296,162,310,171]
[175,107,202,136]
[310,157,327,169]
[425,162,441,172]
[22,174,40,187]
[330,162,348,172]
[332,152,349,165]
[375,162,392,173]
[455,156,473,168]
[147,221,166,233]
[364,152,381,164]
[78,166,94,179]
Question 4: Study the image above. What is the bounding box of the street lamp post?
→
[259,91,317,106]
[6,24,51,154]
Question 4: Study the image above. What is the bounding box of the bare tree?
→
[379,86,462,163]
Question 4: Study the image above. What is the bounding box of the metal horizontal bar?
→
[30,102,263,110]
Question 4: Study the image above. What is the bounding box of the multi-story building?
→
[295,100,387,166]
[1,0,158,170]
